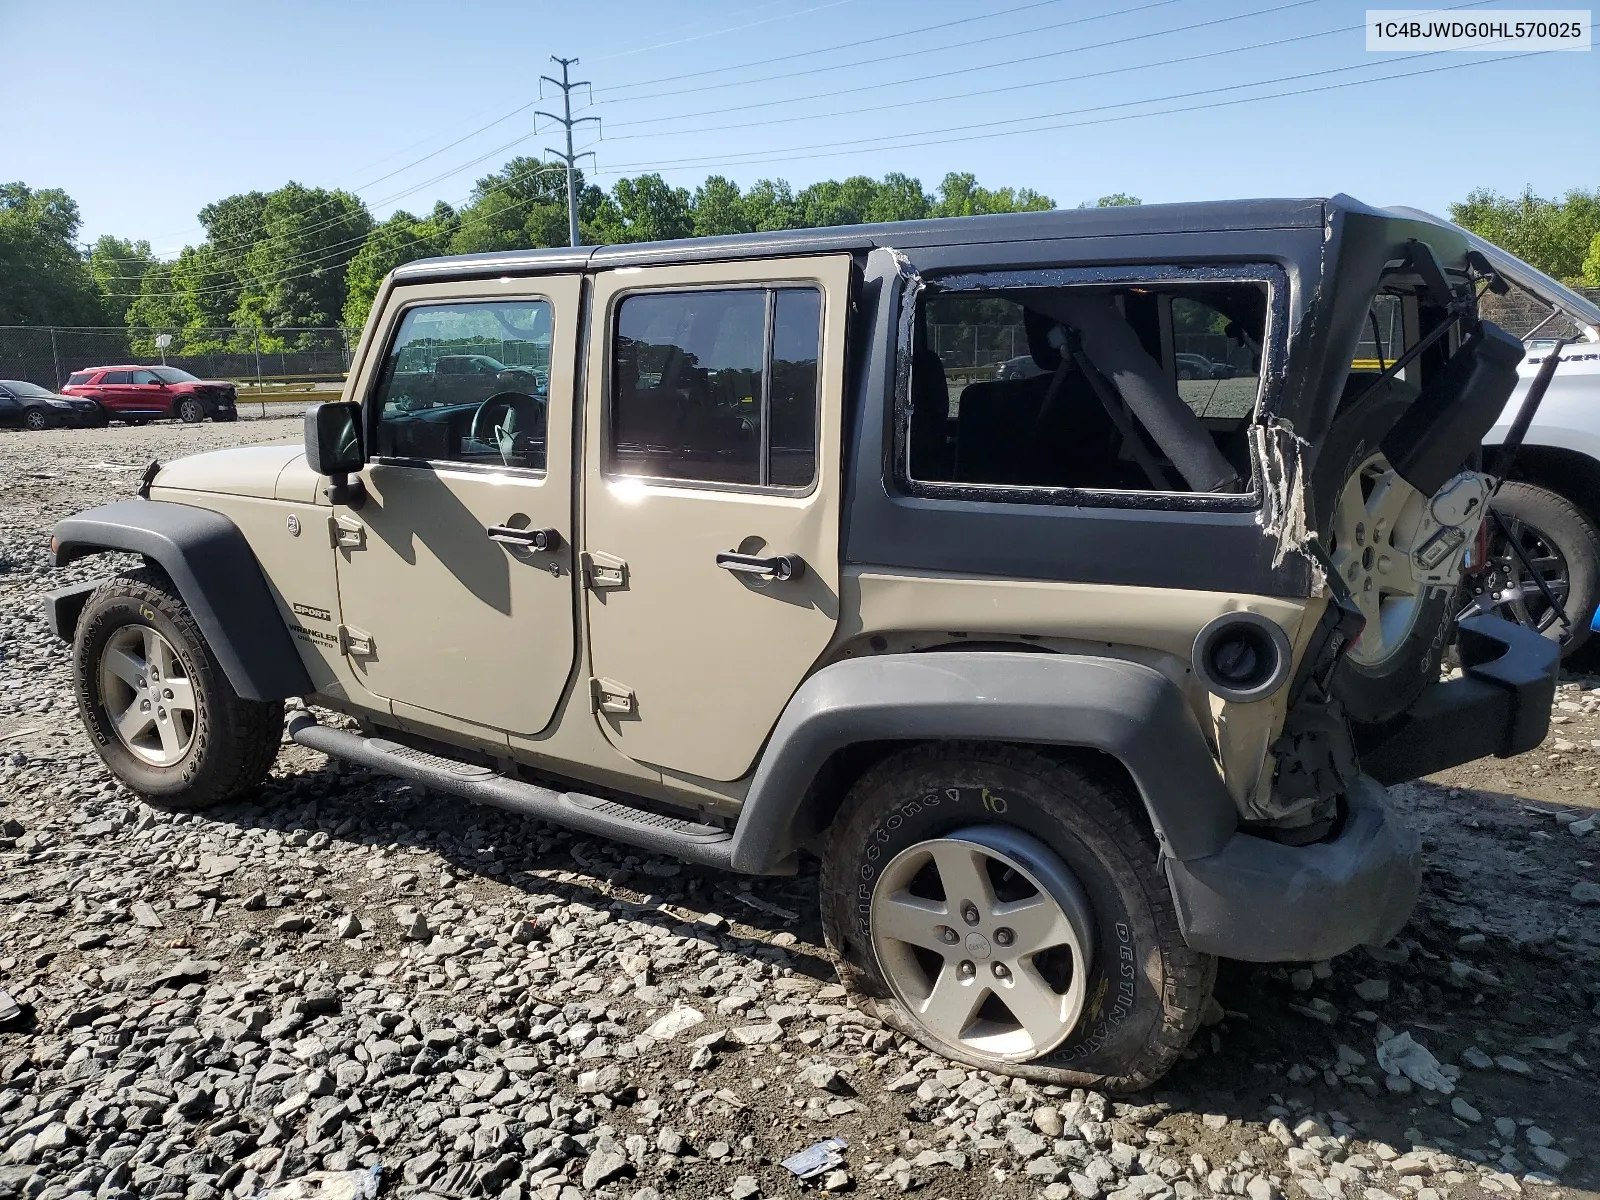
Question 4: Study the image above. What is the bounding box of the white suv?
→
[1392,209,1600,656]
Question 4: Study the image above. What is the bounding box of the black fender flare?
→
[51,499,313,702]
[728,650,1239,873]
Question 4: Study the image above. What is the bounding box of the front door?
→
[582,256,851,782]
[331,277,579,738]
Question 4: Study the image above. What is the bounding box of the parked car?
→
[0,380,107,429]
[47,198,1557,1091]
[61,365,238,424]
[1175,351,1233,379]
[1389,208,1600,656]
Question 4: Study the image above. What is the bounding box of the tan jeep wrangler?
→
[46,197,1560,1091]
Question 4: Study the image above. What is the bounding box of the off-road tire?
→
[23,409,48,431]
[1315,380,1454,724]
[820,743,1213,1093]
[1488,482,1600,657]
[73,567,282,808]
[177,398,205,424]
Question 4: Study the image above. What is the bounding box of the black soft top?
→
[390,195,1430,284]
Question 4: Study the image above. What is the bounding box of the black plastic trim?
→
[287,713,744,871]
[729,650,1240,873]
[42,578,104,642]
[50,499,313,702]
[1164,773,1421,962]
[1353,613,1560,784]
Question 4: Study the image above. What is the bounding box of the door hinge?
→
[330,513,365,550]
[583,551,628,590]
[590,677,636,715]
[338,625,375,657]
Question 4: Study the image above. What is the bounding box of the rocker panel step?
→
[287,712,735,870]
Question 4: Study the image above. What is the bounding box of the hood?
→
[148,444,305,500]
[171,379,237,391]
[1386,206,1600,343]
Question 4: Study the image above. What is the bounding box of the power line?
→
[589,0,859,62]
[537,57,601,248]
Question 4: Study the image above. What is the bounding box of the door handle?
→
[716,551,805,581]
[487,524,562,551]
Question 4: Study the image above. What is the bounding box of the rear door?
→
[97,370,133,413]
[329,276,579,739]
[581,255,851,782]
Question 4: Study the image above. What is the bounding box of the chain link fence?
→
[0,327,352,391]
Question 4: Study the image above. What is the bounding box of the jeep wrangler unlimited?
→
[45,197,1561,1091]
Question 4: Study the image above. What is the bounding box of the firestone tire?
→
[819,743,1214,1094]
[73,567,283,809]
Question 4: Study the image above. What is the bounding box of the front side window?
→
[131,369,159,385]
[907,271,1271,499]
[371,300,552,472]
[610,286,822,488]
[150,367,199,384]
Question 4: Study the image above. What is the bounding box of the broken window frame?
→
[892,262,1290,513]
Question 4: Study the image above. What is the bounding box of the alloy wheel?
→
[1329,452,1430,667]
[1483,515,1571,637]
[98,625,197,766]
[24,410,48,431]
[870,824,1095,1062]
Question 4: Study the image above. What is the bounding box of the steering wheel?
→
[469,391,544,464]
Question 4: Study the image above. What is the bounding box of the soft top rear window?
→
[904,265,1281,504]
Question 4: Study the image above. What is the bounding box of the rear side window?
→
[907,271,1272,500]
[101,370,130,385]
[609,286,822,488]
[371,300,552,473]
[67,371,95,386]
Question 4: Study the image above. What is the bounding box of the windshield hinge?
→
[583,551,627,590]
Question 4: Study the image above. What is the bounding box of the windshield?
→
[1,381,54,398]
[150,367,200,383]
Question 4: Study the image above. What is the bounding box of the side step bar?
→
[286,711,736,870]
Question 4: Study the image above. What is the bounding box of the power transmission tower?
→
[537,57,600,248]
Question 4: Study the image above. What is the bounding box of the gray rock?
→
[1571,880,1600,904]
[1353,979,1389,1002]
[583,1136,631,1190]
[731,1176,761,1200]
[1450,1097,1482,1123]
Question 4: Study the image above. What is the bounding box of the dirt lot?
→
[0,419,1595,1200]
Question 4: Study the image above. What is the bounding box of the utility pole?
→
[536,57,600,248]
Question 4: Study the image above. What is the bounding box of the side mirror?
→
[304,401,366,507]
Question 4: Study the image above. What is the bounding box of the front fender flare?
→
[728,651,1239,873]
[52,499,312,702]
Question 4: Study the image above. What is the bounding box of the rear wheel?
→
[820,743,1212,1092]
[177,398,205,423]
[73,568,283,808]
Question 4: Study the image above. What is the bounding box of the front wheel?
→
[23,409,49,431]
[820,744,1213,1092]
[73,568,283,808]
[177,398,205,423]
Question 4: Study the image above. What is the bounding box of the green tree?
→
[89,235,154,325]
[868,173,933,224]
[343,206,455,332]
[742,179,802,233]
[932,172,1054,218]
[1449,188,1600,283]
[451,157,585,254]
[234,183,371,344]
[1583,230,1600,287]
[1080,193,1142,208]
[693,176,751,237]
[0,183,103,325]
[598,174,694,244]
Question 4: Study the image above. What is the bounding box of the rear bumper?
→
[1353,613,1560,785]
[1166,774,1421,962]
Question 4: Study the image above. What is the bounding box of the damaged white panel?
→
[1252,420,1321,588]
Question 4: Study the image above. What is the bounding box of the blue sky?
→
[3,0,1595,253]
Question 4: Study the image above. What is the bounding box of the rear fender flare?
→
[51,499,312,702]
[728,651,1239,873]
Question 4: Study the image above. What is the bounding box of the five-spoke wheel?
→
[870,825,1095,1062]
[98,625,197,766]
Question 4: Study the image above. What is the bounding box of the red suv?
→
[61,365,238,424]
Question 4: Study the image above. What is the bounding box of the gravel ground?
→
[0,420,1596,1200]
